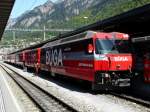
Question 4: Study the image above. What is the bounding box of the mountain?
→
[8,0,150,29]
[8,0,112,28]
[12,0,54,28]
[6,18,17,28]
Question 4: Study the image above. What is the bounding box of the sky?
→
[11,0,58,18]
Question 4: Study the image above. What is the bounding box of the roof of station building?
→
[0,0,15,40]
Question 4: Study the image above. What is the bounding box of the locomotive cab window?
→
[95,39,130,54]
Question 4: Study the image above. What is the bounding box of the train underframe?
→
[24,64,132,91]
[92,71,132,90]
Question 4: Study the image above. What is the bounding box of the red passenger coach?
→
[25,48,41,68]
[40,31,133,90]
[15,52,24,66]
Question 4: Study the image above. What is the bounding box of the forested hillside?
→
[2,0,150,48]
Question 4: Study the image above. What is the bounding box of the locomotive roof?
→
[42,31,99,48]
[42,31,129,48]
[42,31,90,48]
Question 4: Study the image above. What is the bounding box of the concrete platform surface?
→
[0,67,22,112]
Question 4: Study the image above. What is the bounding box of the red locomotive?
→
[5,31,133,90]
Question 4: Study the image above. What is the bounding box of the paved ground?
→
[0,67,22,112]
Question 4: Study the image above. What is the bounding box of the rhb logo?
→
[113,56,128,61]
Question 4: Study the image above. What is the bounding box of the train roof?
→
[42,31,89,48]
[132,35,150,43]
[42,31,129,48]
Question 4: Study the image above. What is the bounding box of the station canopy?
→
[62,3,150,39]
[0,0,15,40]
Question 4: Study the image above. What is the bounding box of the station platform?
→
[0,67,22,112]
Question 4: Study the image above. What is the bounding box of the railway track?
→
[2,63,150,111]
[110,92,150,108]
[0,64,77,112]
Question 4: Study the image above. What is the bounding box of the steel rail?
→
[110,92,150,108]
[0,64,77,112]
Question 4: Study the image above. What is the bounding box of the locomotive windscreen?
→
[95,39,130,54]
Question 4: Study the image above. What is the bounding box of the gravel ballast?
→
[0,65,40,112]
[3,63,150,112]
